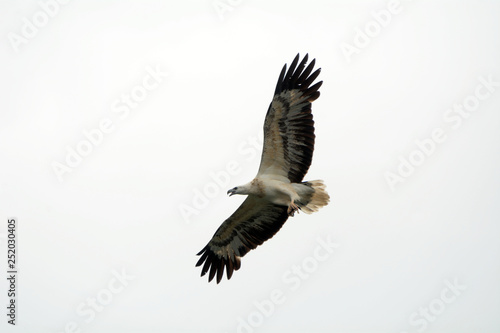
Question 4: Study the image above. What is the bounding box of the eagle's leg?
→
[287,200,300,216]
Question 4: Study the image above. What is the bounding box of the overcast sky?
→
[1,1,499,332]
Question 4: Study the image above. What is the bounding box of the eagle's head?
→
[227,187,238,197]
[227,183,253,197]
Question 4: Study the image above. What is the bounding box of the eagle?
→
[196,54,330,283]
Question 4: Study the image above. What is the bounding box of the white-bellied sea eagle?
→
[196,54,330,283]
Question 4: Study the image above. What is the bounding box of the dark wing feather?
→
[196,196,289,283]
[258,53,322,183]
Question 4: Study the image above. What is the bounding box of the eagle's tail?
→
[294,180,330,214]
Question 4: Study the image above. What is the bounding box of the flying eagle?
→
[196,54,330,283]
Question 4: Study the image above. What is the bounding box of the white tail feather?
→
[293,180,330,214]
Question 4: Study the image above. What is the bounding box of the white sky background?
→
[1,0,499,332]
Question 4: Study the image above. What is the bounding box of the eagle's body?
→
[196,54,330,283]
[237,178,296,206]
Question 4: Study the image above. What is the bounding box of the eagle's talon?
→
[287,201,300,216]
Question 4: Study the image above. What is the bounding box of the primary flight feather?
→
[196,54,330,283]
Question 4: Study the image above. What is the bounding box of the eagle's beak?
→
[227,187,237,197]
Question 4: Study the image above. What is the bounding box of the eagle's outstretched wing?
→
[196,196,288,283]
[257,53,322,182]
